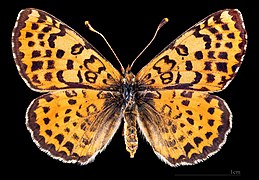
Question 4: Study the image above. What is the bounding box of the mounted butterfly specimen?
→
[12,8,247,166]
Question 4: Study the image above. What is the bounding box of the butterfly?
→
[12,8,247,166]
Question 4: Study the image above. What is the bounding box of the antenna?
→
[85,21,125,73]
[130,18,169,70]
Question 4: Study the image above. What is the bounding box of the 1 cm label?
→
[231,170,241,176]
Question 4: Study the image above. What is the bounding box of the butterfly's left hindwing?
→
[12,8,122,92]
[137,90,231,166]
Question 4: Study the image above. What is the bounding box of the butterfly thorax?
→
[122,69,135,101]
[122,70,139,158]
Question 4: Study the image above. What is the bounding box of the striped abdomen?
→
[123,107,138,158]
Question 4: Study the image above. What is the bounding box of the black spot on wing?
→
[192,72,202,84]
[175,44,189,56]
[38,33,44,39]
[182,100,190,106]
[225,42,233,48]
[31,50,41,58]
[66,60,74,70]
[43,117,50,124]
[207,74,215,83]
[26,32,33,38]
[218,52,228,59]
[205,132,213,139]
[31,61,43,71]
[213,12,223,24]
[44,72,52,81]
[203,35,212,49]
[222,24,229,30]
[71,43,84,55]
[45,130,52,136]
[204,62,212,70]
[216,62,228,72]
[209,27,218,34]
[56,49,65,58]
[45,50,52,57]
[194,51,203,60]
[227,33,235,39]
[42,26,52,33]
[28,41,35,47]
[187,117,194,125]
[63,141,74,153]
[185,61,193,71]
[183,143,194,156]
[180,91,193,98]
[47,60,54,69]
[208,51,216,59]
[194,137,203,147]
[216,34,222,40]
[55,134,64,144]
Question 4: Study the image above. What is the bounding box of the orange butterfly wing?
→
[136,9,247,92]
[12,8,124,164]
[135,9,247,166]
[12,8,122,92]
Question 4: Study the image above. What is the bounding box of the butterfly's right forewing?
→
[12,8,122,92]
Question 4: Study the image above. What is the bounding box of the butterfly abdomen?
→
[123,105,138,158]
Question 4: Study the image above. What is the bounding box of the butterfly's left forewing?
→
[136,9,247,92]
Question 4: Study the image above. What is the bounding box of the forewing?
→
[12,8,122,92]
[136,90,231,166]
[26,89,122,164]
[136,9,247,92]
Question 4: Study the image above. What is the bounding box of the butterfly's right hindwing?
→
[26,89,122,164]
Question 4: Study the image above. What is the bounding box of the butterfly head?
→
[123,65,135,84]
